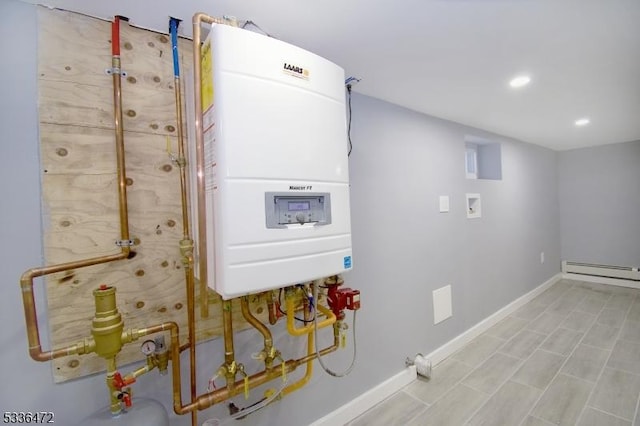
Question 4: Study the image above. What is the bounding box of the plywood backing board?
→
[37,7,271,382]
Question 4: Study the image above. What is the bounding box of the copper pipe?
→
[173,89,189,239]
[266,291,279,325]
[187,330,338,411]
[296,325,339,364]
[170,17,198,426]
[240,297,273,349]
[174,58,198,426]
[222,300,235,367]
[21,255,126,362]
[20,15,133,363]
[192,13,229,318]
[192,13,212,320]
[111,17,131,245]
[179,333,339,412]
[241,297,274,369]
[184,252,197,426]
[143,315,339,415]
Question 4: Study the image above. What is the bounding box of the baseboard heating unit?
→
[562,261,640,281]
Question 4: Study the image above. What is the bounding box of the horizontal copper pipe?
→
[165,318,339,414]
[297,335,338,365]
[21,252,127,362]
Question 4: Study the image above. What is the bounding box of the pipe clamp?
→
[115,239,134,247]
[105,68,128,77]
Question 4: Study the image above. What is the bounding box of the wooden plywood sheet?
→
[36,7,269,382]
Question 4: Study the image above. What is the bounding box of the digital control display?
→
[266,192,331,228]
[288,201,310,211]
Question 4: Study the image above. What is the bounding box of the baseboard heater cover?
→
[562,261,640,281]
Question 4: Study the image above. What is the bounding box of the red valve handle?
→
[122,391,132,408]
[112,372,125,390]
[113,372,135,391]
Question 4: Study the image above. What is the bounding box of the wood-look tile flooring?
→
[349,279,640,426]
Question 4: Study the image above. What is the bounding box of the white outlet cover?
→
[439,195,450,213]
[433,285,453,325]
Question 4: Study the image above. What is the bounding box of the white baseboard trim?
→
[562,273,640,290]
[309,366,417,426]
[310,272,563,425]
[423,272,562,367]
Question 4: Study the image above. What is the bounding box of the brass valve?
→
[92,285,125,359]
[179,238,194,268]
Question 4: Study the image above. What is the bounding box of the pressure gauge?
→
[141,339,156,356]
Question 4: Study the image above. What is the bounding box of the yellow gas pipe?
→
[283,297,313,396]
[285,288,337,336]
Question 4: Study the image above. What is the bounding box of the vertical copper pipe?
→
[174,81,190,237]
[174,82,192,241]
[192,13,210,319]
[240,297,273,366]
[169,17,198,426]
[267,291,279,325]
[222,300,235,366]
[240,297,272,347]
[111,16,131,245]
[184,257,197,426]
[192,13,229,318]
[20,16,133,362]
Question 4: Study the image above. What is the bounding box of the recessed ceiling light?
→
[509,75,531,88]
[575,118,590,126]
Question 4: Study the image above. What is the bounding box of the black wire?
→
[277,288,286,316]
[278,288,315,323]
[347,84,353,157]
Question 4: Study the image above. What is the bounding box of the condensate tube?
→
[20,15,133,362]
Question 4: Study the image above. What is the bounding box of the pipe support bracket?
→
[105,67,128,77]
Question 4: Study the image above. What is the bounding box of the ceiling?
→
[28,0,640,151]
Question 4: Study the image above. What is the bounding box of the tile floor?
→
[349,279,640,426]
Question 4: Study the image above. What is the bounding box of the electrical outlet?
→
[540,252,545,264]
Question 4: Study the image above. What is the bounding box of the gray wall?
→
[558,140,640,266]
[1,1,562,425]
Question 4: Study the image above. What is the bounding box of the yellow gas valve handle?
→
[243,375,249,400]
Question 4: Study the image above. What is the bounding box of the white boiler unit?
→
[199,24,352,299]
